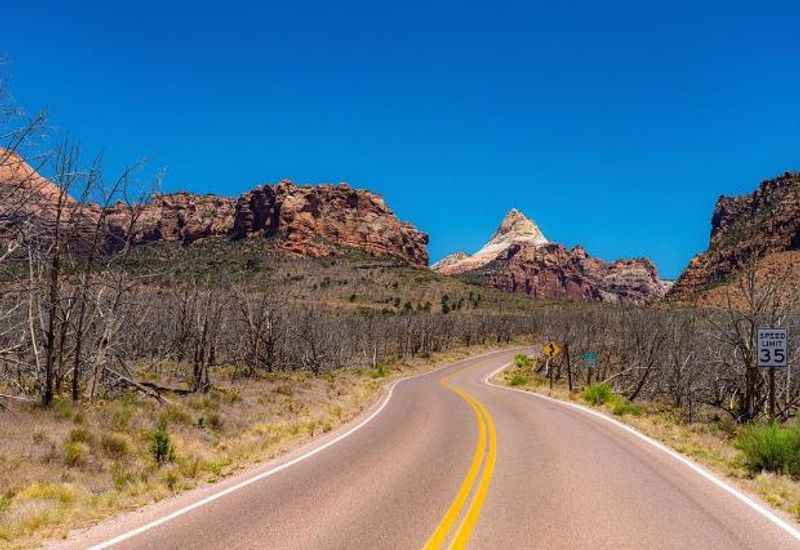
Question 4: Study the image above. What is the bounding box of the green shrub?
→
[111,404,135,431]
[369,365,387,379]
[582,383,614,406]
[736,422,800,477]
[67,427,94,445]
[150,421,176,466]
[0,495,10,514]
[53,397,73,420]
[514,354,532,369]
[509,373,529,386]
[609,395,642,416]
[101,433,130,458]
[111,462,133,490]
[64,441,88,467]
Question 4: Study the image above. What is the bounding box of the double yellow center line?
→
[423,370,497,549]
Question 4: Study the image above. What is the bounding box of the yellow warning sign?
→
[543,342,561,358]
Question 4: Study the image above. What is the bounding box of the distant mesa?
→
[434,208,666,304]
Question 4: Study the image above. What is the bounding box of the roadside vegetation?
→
[0,341,525,547]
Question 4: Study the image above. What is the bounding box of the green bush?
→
[64,441,88,467]
[67,427,94,445]
[514,354,532,369]
[111,403,135,431]
[735,422,800,477]
[0,495,10,514]
[609,395,642,416]
[53,397,73,420]
[150,421,176,466]
[509,373,529,386]
[369,365,387,379]
[101,433,130,458]
[111,462,133,490]
[582,383,614,406]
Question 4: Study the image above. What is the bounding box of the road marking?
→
[422,384,487,549]
[483,363,800,544]
[425,369,498,549]
[87,348,522,549]
[450,396,497,549]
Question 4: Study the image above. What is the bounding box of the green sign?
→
[582,352,597,368]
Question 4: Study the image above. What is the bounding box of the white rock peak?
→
[433,209,548,274]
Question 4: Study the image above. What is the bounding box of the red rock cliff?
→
[0,151,429,266]
[668,171,800,302]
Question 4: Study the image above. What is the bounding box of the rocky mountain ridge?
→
[0,150,429,266]
[433,209,548,274]
[668,171,800,302]
[434,209,665,304]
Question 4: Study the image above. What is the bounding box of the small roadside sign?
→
[757,328,788,368]
[582,352,597,368]
[543,342,561,359]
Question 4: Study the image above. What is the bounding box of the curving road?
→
[60,349,800,549]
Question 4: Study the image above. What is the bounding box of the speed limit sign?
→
[757,328,788,368]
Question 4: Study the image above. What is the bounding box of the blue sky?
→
[4,2,799,278]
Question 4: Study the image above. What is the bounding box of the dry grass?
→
[496,360,800,524]
[0,340,525,549]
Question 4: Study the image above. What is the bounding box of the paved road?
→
[62,349,800,549]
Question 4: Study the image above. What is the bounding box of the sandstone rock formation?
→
[435,209,548,275]
[434,209,665,304]
[231,181,429,263]
[431,251,469,272]
[668,171,800,302]
[0,150,429,266]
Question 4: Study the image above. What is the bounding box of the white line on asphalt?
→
[89,348,523,549]
[483,363,800,543]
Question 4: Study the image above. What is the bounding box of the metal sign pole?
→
[769,367,776,421]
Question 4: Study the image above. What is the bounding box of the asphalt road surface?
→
[60,348,800,549]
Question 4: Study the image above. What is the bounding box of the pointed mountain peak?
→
[432,208,548,275]
[489,208,547,244]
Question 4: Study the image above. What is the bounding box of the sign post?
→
[582,352,597,386]
[543,342,561,392]
[757,328,788,421]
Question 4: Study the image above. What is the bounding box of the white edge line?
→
[89,347,522,549]
[482,363,800,543]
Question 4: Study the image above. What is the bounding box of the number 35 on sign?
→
[757,328,788,368]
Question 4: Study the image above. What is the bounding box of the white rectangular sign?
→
[757,328,788,368]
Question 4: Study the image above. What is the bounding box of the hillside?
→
[668,171,800,303]
[121,237,545,314]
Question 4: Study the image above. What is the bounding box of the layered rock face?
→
[668,171,800,302]
[231,181,428,263]
[0,150,76,235]
[435,208,548,275]
[0,150,429,266]
[435,210,665,304]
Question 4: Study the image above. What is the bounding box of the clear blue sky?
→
[4,2,799,278]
